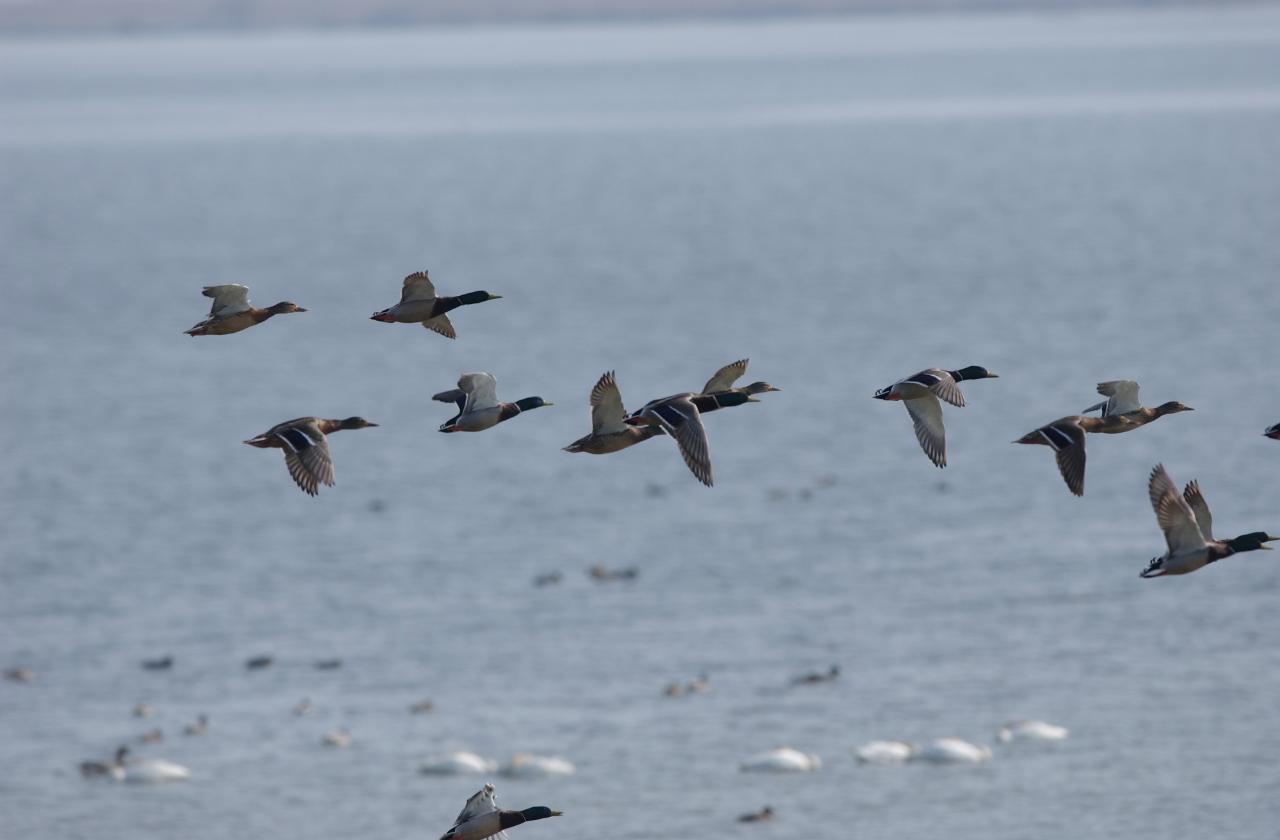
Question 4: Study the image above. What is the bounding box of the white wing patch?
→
[459,372,500,413]
[203,284,251,317]
[1096,380,1141,416]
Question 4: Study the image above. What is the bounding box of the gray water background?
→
[2,5,1280,839]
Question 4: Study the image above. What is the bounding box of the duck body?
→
[874,365,998,468]
[913,738,992,765]
[625,393,714,486]
[997,720,1068,743]
[243,416,378,496]
[439,784,562,840]
[1013,414,1134,496]
[739,747,821,773]
[370,271,501,338]
[1140,464,1277,577]
[435,373,552,433]
[185,284,306,336]
[1082,381,1193,432]
[418,751,497,776]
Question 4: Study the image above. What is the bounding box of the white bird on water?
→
[913,738,993,765]
[438,783,562,840]
[739,747,821,773]
[497,754,575,779]
[997,720,1069,743]
[419,751,498,776]
[853,740,916,764]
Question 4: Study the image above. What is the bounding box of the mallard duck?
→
[997,720,1068,743]
[322,728,352,748]
[1082,380,1193,431]
[243,417,378,496]
[245,654,274,669]
[739,747,821,773]
[1140,464,1277,578]
[1013,414,1134,496]
[873,366,998,467]
[624,394,714,486]
[1265,422,1280,440]
[4,666,33,683]
[370,270,501,338]
[439,783,562,840]
[138,728,163,744]
[141,655,172,671]
[563,371,660,454]
[434,373,552,432]
[700,359,781,398]
[791,665,839,685]
[184,284,306,336]
[80,746,129,780]
[738,807,775,823]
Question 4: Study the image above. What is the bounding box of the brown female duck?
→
[1081,380,1192,431]
[184,285,306,336]
[243,417,378,496]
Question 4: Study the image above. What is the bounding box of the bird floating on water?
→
[183,714,208,736]
[874,366,998,468]
[370,271,501,338]
[243,416,378,496]
[498,753,576,779]
[418,751,497,776]
[1013,414,1134,496]
[997,720,1068,743]
[853,740,916,764]
[738,806,775,823]
[739,747,821,773]
[1081,380,1193,430]
[914,738,993,764]
[439,783,562,840]
[434,373,552,433]
[1140,464,1277,578]
[81,745,191,783]
[184,284,306,336]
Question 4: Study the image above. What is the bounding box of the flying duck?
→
[184,284,306,336]
[1013,414,1133,496]
[699,359,781,398]
[1140,464,1277,578]
[1265,422,1280,440]
[439,783,562,840]
[873,366,998,467]
[434,373,552,432]
[563,371,660,454]
[370,271,501,338]
[1081,380,1193,430]
[243,417,378,496]
[624,393,714,486]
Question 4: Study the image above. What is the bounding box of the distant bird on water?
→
[1139,464,1277,578]
[439,783,562,840]
[141,655,173,671]
[738,806,775,823]
[1081,380,1193,430]
[1265,422,1280,440]
[1013,414,1134,496]
[243,416,378,495]
[370,270,501,338]
[184,284,306,336]
[874,366,998,467]
[434,373,552,433]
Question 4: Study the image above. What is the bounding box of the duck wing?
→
[423,313,456,339]
[273,421,334,496]
[458,372,500,413]
[400,271,437,303]
[1182,479,1214,541]
[433,388,467,425]
[1031,418,1088,496]
[903,393,947,468]
[640,395,713,486]
[203,284,251,317]
[904,369,966,407]
[701,359,748,394]
[1095,380,1141,416]
[452,784,499,827]
[590,371,628,434]
[1148,464,1206,553]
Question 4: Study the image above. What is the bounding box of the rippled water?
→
[3,6,1280,839]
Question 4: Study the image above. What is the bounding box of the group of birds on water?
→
[188,273,1280,580]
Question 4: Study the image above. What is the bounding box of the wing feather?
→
[590,371,628,434]
[1096,380,1141,416]
[701,359,748,395]
[459,373,500,412]
[1148,464,1206,552]
[1182,479,1214,542]
[903,394,947,468]
[203,284,251,317]
[401,271,437,303]
[423,313,456,338]
[643,396,713,486]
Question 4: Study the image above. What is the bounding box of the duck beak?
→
[542,401,555,407]
[296,307,309,312]
[985,372,1000,378]
[366,422,380,427]
[489,294,504,300]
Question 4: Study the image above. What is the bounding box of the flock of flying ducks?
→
[186,274,1280,580]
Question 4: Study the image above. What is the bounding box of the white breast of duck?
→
[123,757,192,783]
[498,753,575,778]
[854,740,916,764]
[419,751,498,775]
[739,747,821,773]
[997,720,1068,743]
[913,738,992,765]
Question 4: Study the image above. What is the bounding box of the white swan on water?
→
[854,740,916,764]
[419,751,498,776]
[997,720,1068,743]
[913,738,992,765]
[497,754,576,779]
[739,747,821,773]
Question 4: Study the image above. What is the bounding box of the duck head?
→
[1226,532,1278,553]
[948,365,999,382]
[744,381,781,395]
[458,290,503,305]
[1153,401,1194,416]
[267,301,307,315]
[338,417,378,430]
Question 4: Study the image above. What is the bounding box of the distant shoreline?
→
[0,0,1266,37]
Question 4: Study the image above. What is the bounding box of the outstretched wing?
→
[203,284,251,317]
[1182,479,1214,541]
[273,422,334,496]
[701,359,748,394]
[1031,418,1087,496]
[401,271,437,303]
[452,784,499,827]
[903,394,947,468]
[641,396,713,486]
[1096,380,1141,416]
[423,314,456,339]
[1148,464,1206,553]
[590,371,628,434]
[458,372,500,413]
[901,369,965,408]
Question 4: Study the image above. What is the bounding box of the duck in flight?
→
[184,284,306,336]
[1081,380,1193,431]
[243,416,378,495]
[625,393,714,486]
[873,366,998,467]
[438,783,562,840]
[434,373,552,432]
[1013,414,1133,496]
[699,358,781,399]
[563,371,660,455]
[370,271,501,338]
[1265,422,1280,440]
[1140,464,1277,577]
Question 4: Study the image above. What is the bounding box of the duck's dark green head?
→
[459,290,503,305]
[949,366,999,382]
[515,397,553,411]
[339,417,379,430]
[1226,532,1278,553]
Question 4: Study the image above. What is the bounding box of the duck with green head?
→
[370,270,501,338]
[439,783,562,840]
[434,372,552,432]
[873,365,998,468]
